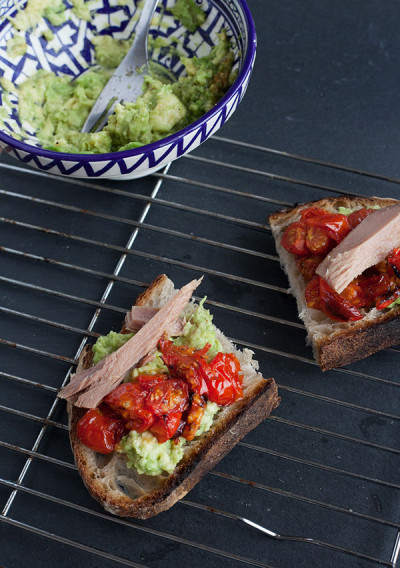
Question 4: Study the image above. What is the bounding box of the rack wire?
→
[1,135,400,568]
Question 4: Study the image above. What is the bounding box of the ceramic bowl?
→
[0,0,256,179]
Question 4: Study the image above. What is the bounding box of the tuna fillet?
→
[316,204,400,293]
[124,306,158,331]
[124,306,186,336]
[59,277,202,408]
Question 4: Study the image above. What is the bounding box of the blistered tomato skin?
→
[347,208,374,230]
[125,409,155,432]
[182,394,205,441]
[358,274,393,306]
[305,214,350,242]
[300,207,333,220]
[305,277,363,321]
[150,412,182,443]
[281,222,308,256]
[104,382,147,421]
[296,255,323,282]
[207,352,243,405]
[145,379,189,416]
[305,276,322,310]
[305,225,332,256]
[339,281,367,308]
[158,338,209,395]
[319,278,363,322]
[76,408,125,454]
[388,248,400,276]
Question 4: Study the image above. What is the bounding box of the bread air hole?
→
[93,451,165,498]
[94,453,114,469]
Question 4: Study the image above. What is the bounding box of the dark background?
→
[227,0,400,177]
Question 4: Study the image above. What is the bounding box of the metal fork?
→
[241,517,380,562]
[81,0,159,134]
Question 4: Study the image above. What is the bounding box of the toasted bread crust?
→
[68,275,280,517]
[269,196,399,228]
[316,305,400,370]
[269,196,400,370]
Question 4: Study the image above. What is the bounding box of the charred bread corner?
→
[61,275,280,518]
[269,196,400,371]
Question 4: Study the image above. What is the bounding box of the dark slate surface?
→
[2,1,400,567]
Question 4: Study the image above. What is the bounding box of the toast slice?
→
[269,196,400,371]
[68,275,280,518]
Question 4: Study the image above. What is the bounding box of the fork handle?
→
[81,0,159,134]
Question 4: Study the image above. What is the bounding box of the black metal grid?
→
[2,136,400,567]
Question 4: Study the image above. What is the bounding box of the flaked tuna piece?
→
[124,306,158,331]
[316,203,400,293]
[59,277,202,408]
[123,306,186,336]
[166,319,186,337]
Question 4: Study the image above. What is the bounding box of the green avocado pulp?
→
[92,299,224,475]
[171,0,206,33]
[9,31,234,154]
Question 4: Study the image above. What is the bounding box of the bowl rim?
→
[0,0,256,163]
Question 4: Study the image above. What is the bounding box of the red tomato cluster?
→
[77,340,244,453]
[281,207,400,322]
[281,207,352,259]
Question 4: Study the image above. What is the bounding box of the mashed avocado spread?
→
[118,401,219,475]
[175,297,222,359]
[171,0,206,33]
[10,0,90,31]
[93,299,223,475]
[92,331,134,365]
[6,30,234,153]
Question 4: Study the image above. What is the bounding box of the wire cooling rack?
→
[2,135,400,568]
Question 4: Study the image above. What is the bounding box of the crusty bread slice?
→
[269,196,400,371]
[68,274,280,518]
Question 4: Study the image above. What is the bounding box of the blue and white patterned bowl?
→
[0,0,256,180]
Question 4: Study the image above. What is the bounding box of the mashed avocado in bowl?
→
[15,31,234,154]
[0,0,256,179]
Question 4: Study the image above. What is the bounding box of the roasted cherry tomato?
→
[137,374,168,388]
[306,214,350,243]
[347,208,374,230]
[305,276,322,310]
[300,207,333,220]
[305,225,333,256]
[145,378,189,416]
[207,352,243,405]
[296,255,323,282]
[388,248,400,276]
[159,338,209,395]
[358,273,393,305]
[339,281,367,308]
[125,408,155,432]
[150,412,182,443]
[375,288,400,310]
[281,221,308,256]
[319,278,363,322]
[182,394,205,441]
[104,383,147,421]
[76,407,125,454]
